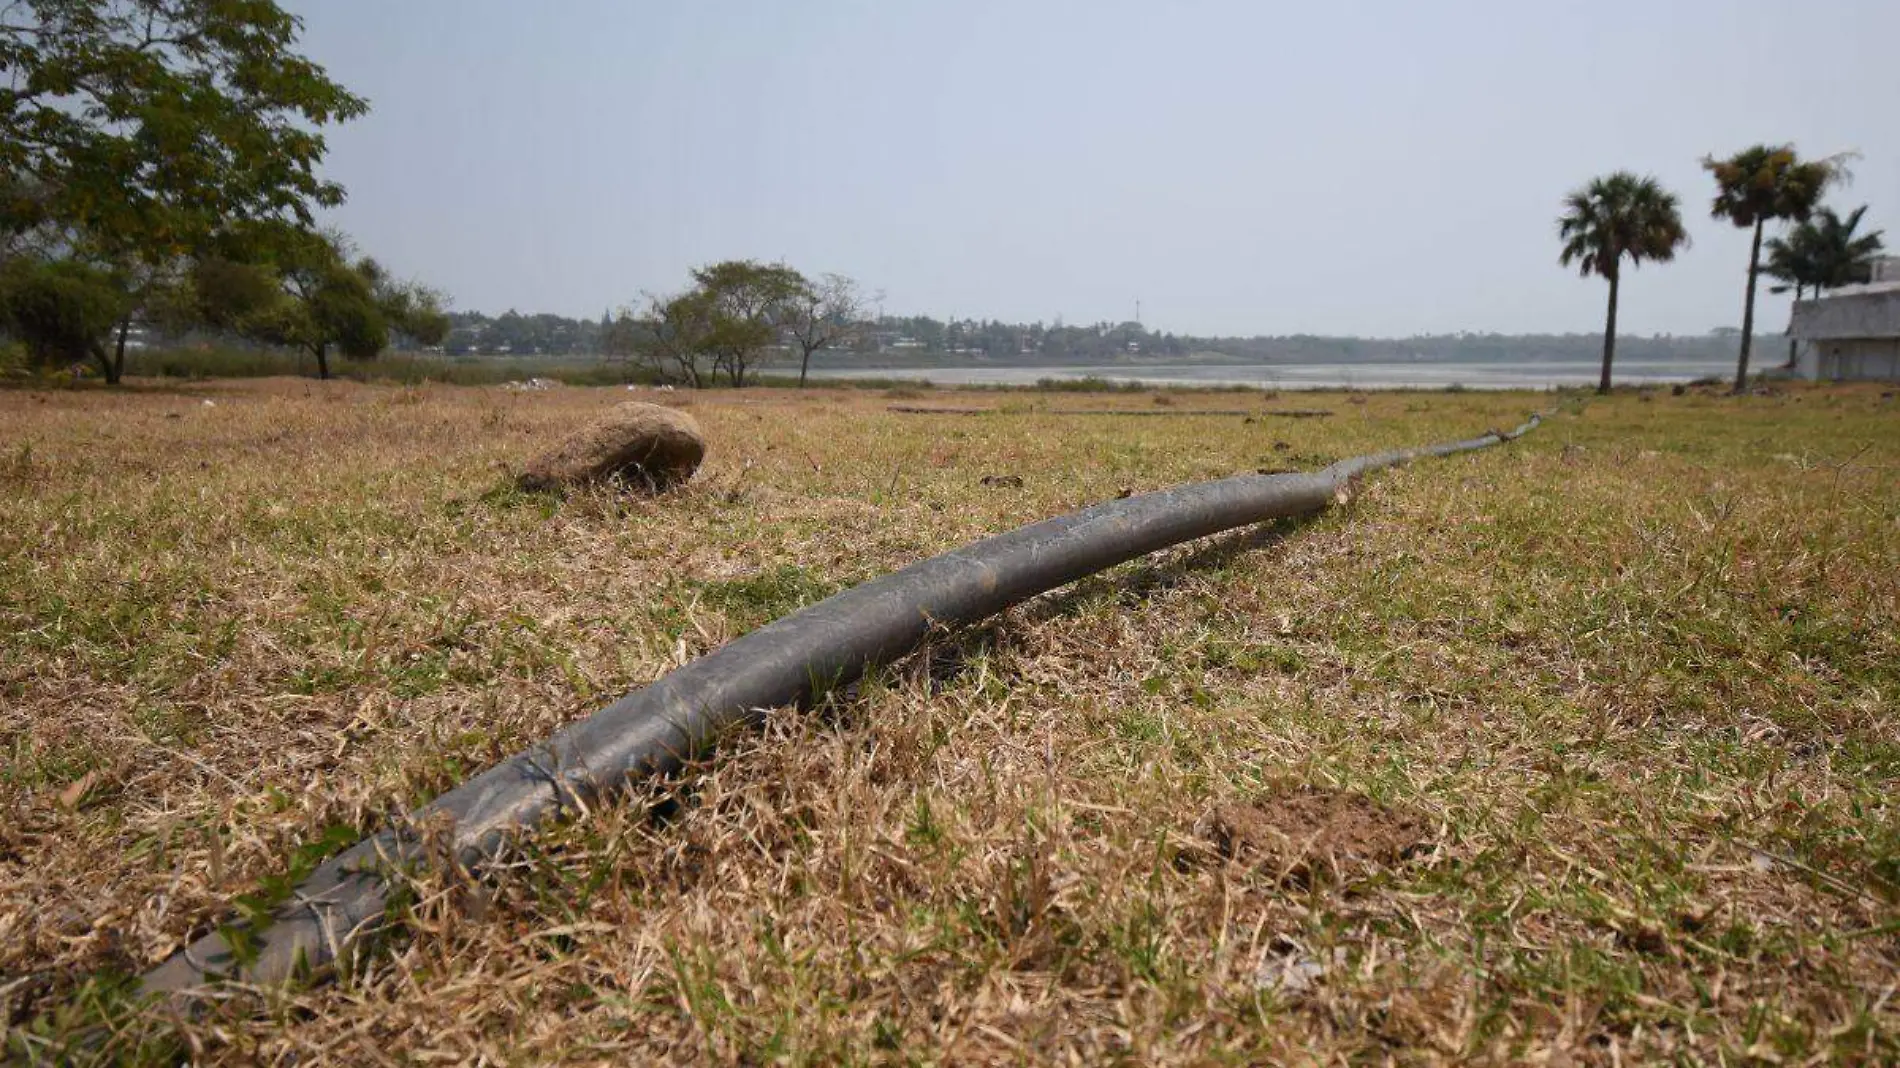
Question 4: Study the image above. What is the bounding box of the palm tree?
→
[1557,172,1689,394]
[1763,206,1884,368]
[1701,145,1851,392]
[1763,227,1821,302]
[1805,205,1886,292]
[1763,225,1823,368]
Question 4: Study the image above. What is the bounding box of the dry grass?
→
[2,376,1896,1065]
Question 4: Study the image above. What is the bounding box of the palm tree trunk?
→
[1785,283,1802,369]
[1598,272,1619,395]
[1734,217,1763,393]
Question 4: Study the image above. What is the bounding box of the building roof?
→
[1789,287,1900,342]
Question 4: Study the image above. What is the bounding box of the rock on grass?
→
[517,401,705,492]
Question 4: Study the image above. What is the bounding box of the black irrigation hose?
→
[140,414,1543,1002]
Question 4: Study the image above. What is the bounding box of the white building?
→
[1789,256,1900,381]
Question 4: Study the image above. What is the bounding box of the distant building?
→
[1789,256,1900,381]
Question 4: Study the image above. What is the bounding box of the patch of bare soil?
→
[1201,787,1432,887]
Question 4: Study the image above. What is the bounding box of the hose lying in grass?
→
[140,414,1543,1001]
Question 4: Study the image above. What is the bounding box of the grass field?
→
[2,377,1896,1064]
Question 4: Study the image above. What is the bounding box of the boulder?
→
[518,402,705,492]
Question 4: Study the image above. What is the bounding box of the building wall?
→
[1788,288,1900,341]
[1799,338,1900,382]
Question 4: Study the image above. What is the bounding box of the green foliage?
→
[119,344,655,386]
[381,282,451,349]
[1555,172,1689,392]
[0,256,131,367]
[230,823,360,930]
[1701,145,1847,231]
[1763,227,1822,298]
[1557,173,1688,282]
[5,969,182,1066]
[0,338,27,375]
[449,308,610,356]
[1,1,369,384]
[0,0,367,256]
[223,240,381,376]
[1700,145,1852,389]
[1767,206,1885,296]
[194,229,449,378]
[629,289,713,387]
[189,256,284,330]
[693,259,810,387]
[635,260,813,387]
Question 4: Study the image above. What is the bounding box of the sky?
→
[287,0,1900,339]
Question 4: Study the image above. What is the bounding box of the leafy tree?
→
[628,290,714,388]
[364,258,450,351]
[909,316,946,352]
[786,272,863,387]
[598,307,643,369]
[1,0,366,381]
[1,0,365,252]
[630,261,807,388]
[0,255,130,372]
[1557,172,1689,393]
[693,260,806,387]
[1701,145,1851,392]
[197,229,447,379]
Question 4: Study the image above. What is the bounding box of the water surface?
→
[805,356,1735,390]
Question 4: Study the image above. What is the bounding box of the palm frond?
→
[1701,144,1848,228]
[1555,172,1687,280]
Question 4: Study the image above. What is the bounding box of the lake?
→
[805,355,1740,390]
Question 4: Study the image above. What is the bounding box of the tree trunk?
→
[1734,217,1763,394]
[1785,283,1803,369]
[799,346,812,388]
[315,343,331,380]
[111,318,131,383]
[1597,271,1619,395]
[91,342,115,384]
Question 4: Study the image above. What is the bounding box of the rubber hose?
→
[140,414,1541,1000]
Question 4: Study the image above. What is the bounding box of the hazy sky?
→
[288,0,1898,338]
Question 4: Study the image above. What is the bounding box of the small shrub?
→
[0,339,28,377]
[1034,376,1143,393]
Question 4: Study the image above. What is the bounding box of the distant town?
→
[434,309,1748,368]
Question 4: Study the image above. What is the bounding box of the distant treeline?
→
[445,308,1741,366]
[445,311,609,356]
